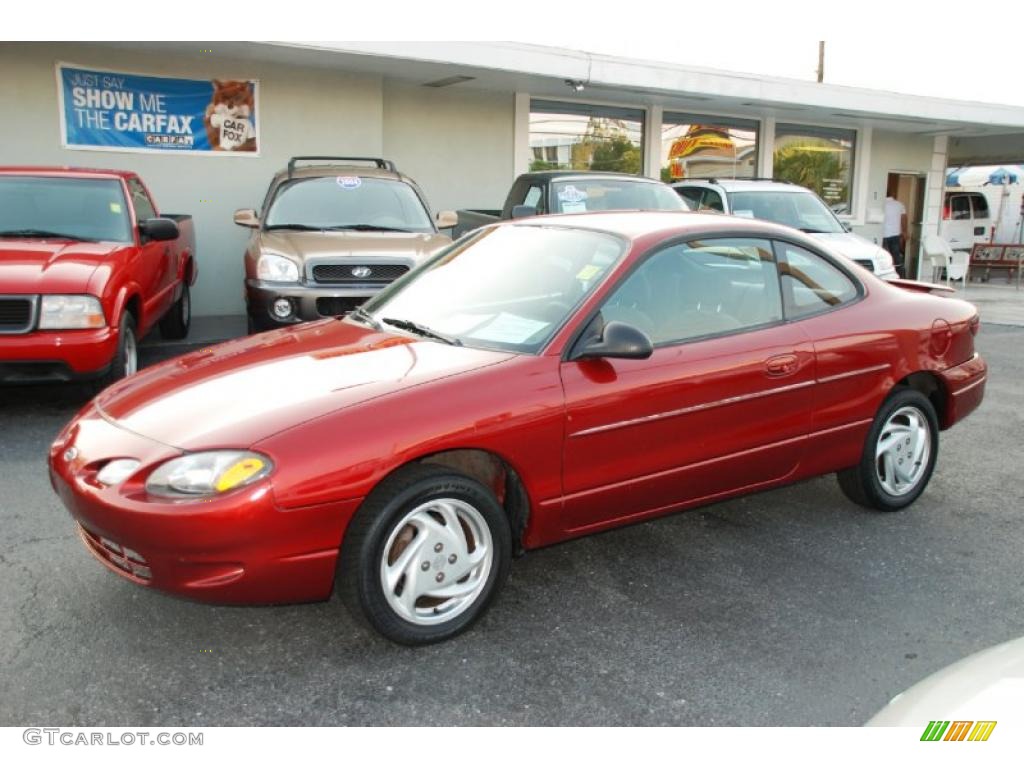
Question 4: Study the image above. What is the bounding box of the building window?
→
[529,100,645,174]
[773,124,856,213]
[661,114,759,182]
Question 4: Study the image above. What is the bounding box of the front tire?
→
[337,464,512,645]
[94,313,138,392]
[837,388,939,511]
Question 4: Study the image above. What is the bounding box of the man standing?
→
[883,177,908,277]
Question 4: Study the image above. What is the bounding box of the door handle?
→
[764,354,799,377]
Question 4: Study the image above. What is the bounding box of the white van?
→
[940,191,991,250]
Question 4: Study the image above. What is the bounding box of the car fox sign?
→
[57,63,260,156]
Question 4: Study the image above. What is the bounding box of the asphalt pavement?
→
[1,326,1022,726]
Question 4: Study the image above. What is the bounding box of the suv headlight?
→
[257,252,299,282]
[145,451,273,499]
[39,295,106,329]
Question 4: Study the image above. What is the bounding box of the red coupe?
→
[49,212,987,645]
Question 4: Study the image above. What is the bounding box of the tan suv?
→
[234,157,457,332]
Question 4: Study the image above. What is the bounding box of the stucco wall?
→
[0,42,384,316]
[854,129,935,245]
[382,81,514,213]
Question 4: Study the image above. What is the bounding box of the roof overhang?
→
[92,41,1024,137]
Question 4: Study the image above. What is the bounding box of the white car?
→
[672,178,898,279]
[867,636,1024,729]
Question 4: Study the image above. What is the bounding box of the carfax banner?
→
[57,63,260,156]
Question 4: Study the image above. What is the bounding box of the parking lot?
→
[1,324,1022,727]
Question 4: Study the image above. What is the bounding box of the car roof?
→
[519,170,660,183]
[270,165,410,184]
[506,209,813,242]
[672,178,806,193]
[0,166,135,179]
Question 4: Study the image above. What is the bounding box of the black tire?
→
[337,463,512,645]
[94,313,138,392]
[160,282,191,340]
[837,388,939,512]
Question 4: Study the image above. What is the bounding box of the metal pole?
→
[817,42,825,83]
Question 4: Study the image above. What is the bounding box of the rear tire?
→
[337,463,511,645]
[837,388,939,512]
[160,282,191,340]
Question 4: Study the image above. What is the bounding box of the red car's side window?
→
[776,242,858,320]
[599,237,782,346]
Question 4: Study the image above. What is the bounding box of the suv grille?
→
[854,259,875,272]
[316,297,365,317]
[0,297,34,333]
[312,264,409,283]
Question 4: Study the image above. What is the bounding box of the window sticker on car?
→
[466,313,549,344]
[561,201,587,213]
[576,264,602,281]
[109,202,122,214]
[336,176,362,190]
[558,185,588,203]
[733,209,755,218]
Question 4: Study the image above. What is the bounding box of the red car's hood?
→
[94,319,515,450]
[0,239,124,293]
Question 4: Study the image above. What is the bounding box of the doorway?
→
[887,172,927,278]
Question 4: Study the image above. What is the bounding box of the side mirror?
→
[510,204,537,220]
[234,208,260,228]
[138,217,180,242]
[435,210,458,229]
[571,321,653,361]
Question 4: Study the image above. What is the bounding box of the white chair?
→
[922,234,970,289]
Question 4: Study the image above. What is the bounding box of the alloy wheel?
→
[379,498,493,626]
[875,405,931,496]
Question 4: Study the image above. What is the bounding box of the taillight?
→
[942,202,950,220]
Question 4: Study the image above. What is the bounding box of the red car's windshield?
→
[0,176,132,243]
[359,224,627,353]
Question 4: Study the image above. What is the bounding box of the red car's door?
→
[127,177,174,324]
[558,237,815,535]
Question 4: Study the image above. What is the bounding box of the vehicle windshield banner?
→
[57,63,260,156]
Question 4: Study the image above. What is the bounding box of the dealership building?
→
[3,40,1024,317]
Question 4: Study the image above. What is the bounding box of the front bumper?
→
[0,327,118,383]
[49,409,362,604]
[938,352,987,429]
[245,279,386,329]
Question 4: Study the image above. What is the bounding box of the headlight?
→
[145,451,273,499]
[257,252,299,282]
[876,248,894,270]
[39,295,105,329]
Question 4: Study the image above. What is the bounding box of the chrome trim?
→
[816,363,891,384]
[570,379,816,438]
[952,375,986,397]
[0,294,39,335]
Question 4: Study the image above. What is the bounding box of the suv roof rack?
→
[679,176,795,185]
[287,156,397,178]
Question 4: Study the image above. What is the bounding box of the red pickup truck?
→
[0,167,196,386]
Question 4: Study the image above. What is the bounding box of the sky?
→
[23,0,1024,107]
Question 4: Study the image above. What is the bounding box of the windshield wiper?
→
[348,306,381,329]
[0,229,97,242]
[382,317,461,346]
[263,223,324,231]
[326,224,413,233]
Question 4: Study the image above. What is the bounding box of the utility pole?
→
[817,41,825,83]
